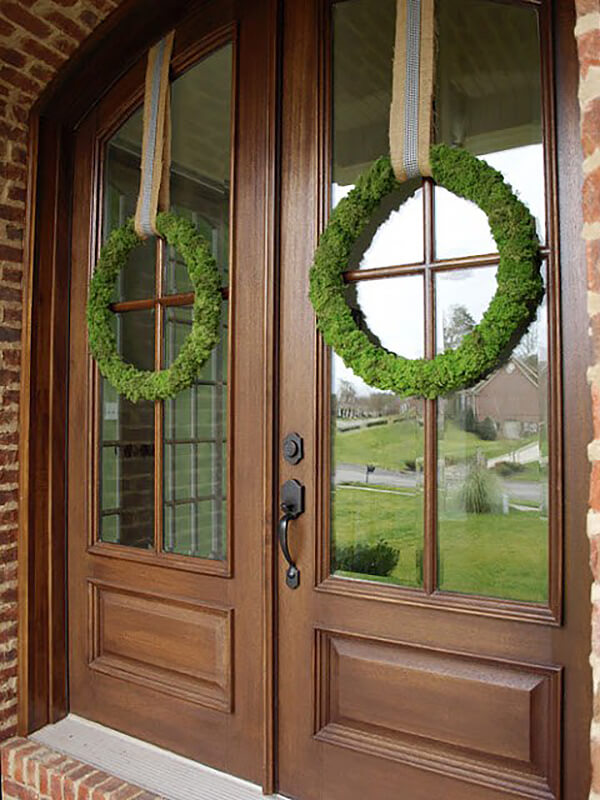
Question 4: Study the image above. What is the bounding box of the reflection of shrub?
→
[477,416,497,441]
[404,459,416,472]
[333,539,399,576]
[464,407,477,433]
[494,461,525,477]
[459,463,502,514]
[366,419,387,428]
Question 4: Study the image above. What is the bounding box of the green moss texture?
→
[308,144,543,398]
[87,212,222,403]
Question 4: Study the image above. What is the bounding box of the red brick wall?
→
[0,0,124,742]
[576,0,600,796]
[0,737,161,799]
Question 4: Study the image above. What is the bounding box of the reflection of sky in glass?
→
[331,144,545,394]
[332,184,424,267]
[334,276,423,395]
[435,144,545,259]
[435,265,548,362]
[436,268,497,353]
[333,144,544,266]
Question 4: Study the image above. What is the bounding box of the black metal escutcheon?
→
[283,432,304,465]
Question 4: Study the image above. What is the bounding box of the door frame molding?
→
[17,0,280,791]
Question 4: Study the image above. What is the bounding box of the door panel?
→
[315,630,560,798]
[277,1,590,799]
[68,0,276,782]
[88,581,232,711]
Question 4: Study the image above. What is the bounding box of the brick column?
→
[575,0,600,797]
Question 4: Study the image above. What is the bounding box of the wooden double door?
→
[67,0,590,798]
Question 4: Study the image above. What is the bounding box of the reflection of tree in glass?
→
[514,320,538,372]
[337,379,358,418]
[443,304,476,350]
[337,379,357,405]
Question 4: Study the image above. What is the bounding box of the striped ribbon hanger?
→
[134,32,175,239]
[389,0,435,181]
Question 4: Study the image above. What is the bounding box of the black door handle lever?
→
[278,479,304,589]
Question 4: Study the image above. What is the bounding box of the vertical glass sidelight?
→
[331,277,425,587]
[98,309,156,548]
[332,0,424,267]
[434,0,545,258]
[329,0,551,605]
[166,45,232,292]
[104,108,158,302]
[436,269,549,603]
[97,44,233,560]
[330,0,426,588]
[163,305,228,558]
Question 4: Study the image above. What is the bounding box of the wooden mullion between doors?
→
[540,0,562,625]
[423,178,437,596]
[154,239,165,554]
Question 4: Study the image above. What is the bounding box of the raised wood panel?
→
[315,630,561,799]
[89,581,233,712]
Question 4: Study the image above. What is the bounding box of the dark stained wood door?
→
[276,1,591,799]
[68,0,277,783]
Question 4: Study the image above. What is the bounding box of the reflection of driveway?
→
[487,442,540,469]
[335,462,541,505]
[335,463,419,489]
[503,480,542,504]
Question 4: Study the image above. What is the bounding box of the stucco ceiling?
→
[110,0,542,188]
[112,43,232,189]
[333,0,542,182]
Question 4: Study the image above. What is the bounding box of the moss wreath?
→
[309,143,544,399]
[87,211,222,404]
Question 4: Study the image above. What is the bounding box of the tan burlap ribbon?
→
[134,31,175,239]
[389,0,435,181]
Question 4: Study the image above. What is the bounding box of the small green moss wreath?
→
[87,211,222,404]
[309,143,544,399]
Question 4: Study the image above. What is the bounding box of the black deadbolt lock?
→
[283,432,304,465]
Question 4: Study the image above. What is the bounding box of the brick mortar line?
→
[575,11,600,36]
[580,65,600,107]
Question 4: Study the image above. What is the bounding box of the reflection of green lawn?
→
[438,511,547,603]
[334,485,424,588]
[334,419,536,471]
[333,487,547,603]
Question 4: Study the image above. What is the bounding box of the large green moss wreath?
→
[87,212,221,404]
[309,143,544,398]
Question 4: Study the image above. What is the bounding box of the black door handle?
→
[278,479,304,589]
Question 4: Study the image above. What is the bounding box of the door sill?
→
[31,714,284,800]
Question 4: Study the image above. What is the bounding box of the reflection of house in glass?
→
[334,381,417,421]
[456,357,541,440]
